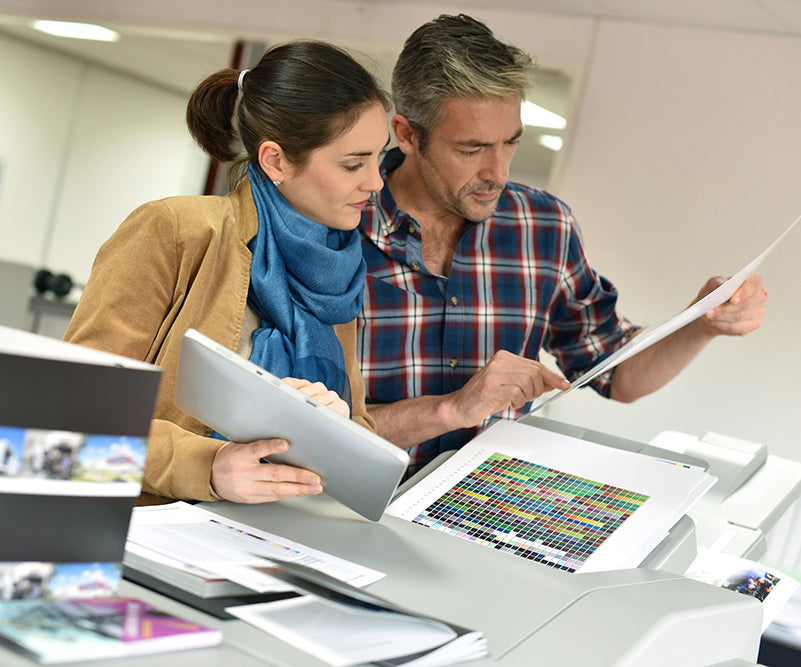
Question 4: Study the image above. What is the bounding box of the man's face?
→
[415,95,523,222]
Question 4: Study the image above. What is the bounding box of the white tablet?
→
[174,329,409,521]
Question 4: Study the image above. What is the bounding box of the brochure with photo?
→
[0,425,146,498]
[0,325,161,596]
[684,548,799,631]
[0,562,122,603]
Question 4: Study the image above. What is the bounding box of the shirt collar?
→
[361,148,418,241]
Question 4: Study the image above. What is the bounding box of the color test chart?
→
[411,453,649,573]
[388,419,715,573]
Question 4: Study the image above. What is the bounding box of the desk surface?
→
[0,494,764,667]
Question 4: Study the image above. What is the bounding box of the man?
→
[357,14,766,475]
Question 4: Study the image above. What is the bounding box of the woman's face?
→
[274,102,389,230]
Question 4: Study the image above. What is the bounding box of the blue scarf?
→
[245,163,366,409]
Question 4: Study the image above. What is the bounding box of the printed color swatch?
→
[412,453,649,572]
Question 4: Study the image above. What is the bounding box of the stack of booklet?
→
[124,502,487,666]
[124,543,253,599]
[124,501,386,595]
[0,326,222,664]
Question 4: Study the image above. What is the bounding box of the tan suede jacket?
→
[64,178,375,504]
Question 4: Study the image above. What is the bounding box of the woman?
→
[64,41,390,505]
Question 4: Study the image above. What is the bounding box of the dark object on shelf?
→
[759,636,801,666]
[34,269,73,298]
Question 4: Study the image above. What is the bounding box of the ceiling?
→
[2,0,799,186]
[0,17,233,95]
[1,0,800,94]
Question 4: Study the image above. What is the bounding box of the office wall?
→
[544,20,801,461]
[0,33,208,286]
[0,35,82,269]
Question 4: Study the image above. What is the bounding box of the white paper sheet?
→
[228,597,460,667]
[527,213,800,415]
[388,420,715,573]
[763,583,801,648]
[126,502,384,593]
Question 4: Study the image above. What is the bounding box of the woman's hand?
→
[209,377,347,503]
[281,377,350,418]
[210,437,323,503]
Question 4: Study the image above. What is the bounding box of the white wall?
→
[545,20,801,462]
[44,66,208,280]
[0,33,208,286]
[0,35,83,268]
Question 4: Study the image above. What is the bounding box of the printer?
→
[203,415,801,667]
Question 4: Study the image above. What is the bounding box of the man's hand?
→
[696,273,767,337]
[210,438,323,503]
[441,350,570,430]
[610,273,768,403]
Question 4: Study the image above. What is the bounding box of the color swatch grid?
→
[412,453,650,572]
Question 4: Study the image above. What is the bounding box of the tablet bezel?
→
[174,329,409,521]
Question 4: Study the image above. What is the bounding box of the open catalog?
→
[387,419,716,574]
[227,558,487,667]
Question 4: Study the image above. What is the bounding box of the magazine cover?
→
[0,597,222,663]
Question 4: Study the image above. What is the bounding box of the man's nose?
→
[479,148,509,185]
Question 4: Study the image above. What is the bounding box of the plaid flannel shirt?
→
[357,149,637,474]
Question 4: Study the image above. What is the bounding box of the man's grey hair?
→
[392,14,536,151]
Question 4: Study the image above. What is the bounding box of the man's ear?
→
[391,114,419,155]
[257,141,288,182]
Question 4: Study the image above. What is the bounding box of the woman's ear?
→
[257,141,287,183]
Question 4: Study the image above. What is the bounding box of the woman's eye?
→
[346,162,365,172]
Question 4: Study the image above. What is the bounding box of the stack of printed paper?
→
[125,501,385,594]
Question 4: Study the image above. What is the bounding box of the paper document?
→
[388,420,715,573]
[227,558,486,667]
[763,582,801,649]
[527,213,800,415]
[125,502,384,593]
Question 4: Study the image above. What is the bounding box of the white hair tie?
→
[237,69,250,93]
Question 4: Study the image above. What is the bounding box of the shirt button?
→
[411,262,420,271]
[450,296,459,306]
[449,358,458,368]
[408,224,415,233]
